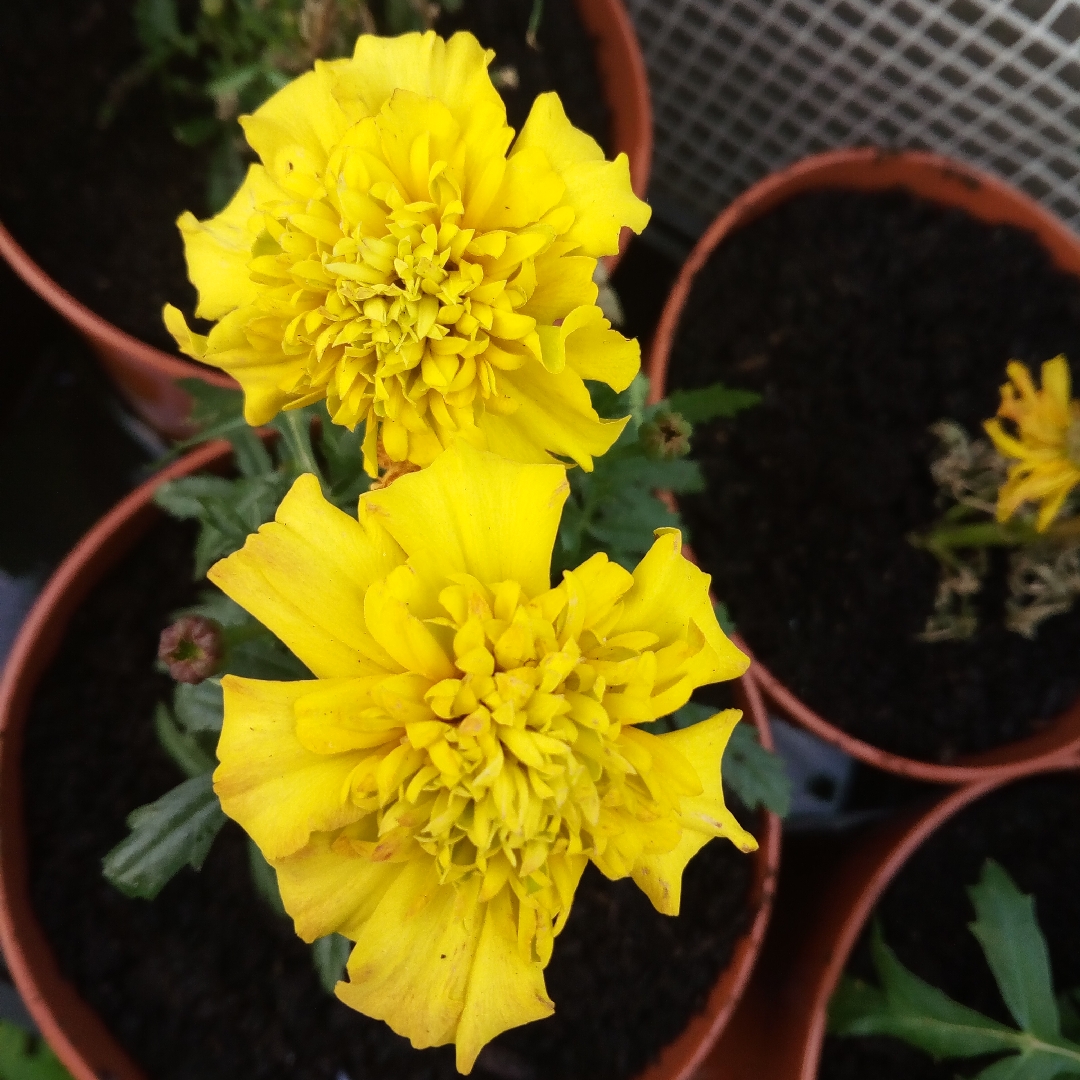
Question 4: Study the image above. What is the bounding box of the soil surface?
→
[667,188,1080,762]
[820,773,1080,1078]
[0,0,612,353]
[23,516,754,1080]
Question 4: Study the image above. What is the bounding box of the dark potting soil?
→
[820,773,1080,1079]
[22,515,753,1080]
[0,0,612,356]
[668,188,1080,762]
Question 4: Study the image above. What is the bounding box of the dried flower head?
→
[207,442,754,1072]
[984,355,1080,531]
[158,615,224,684]
[165,31,651,478]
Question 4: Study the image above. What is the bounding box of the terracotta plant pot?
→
[0,444,776,1080]
[0,0,652,441]
[647,147,1080,785]
[704,754,1080,1080]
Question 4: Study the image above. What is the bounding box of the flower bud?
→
[158,615,223,684]
[640,410,692,460]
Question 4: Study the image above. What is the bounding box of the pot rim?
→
[645,146,1080,783]
[0,0,652,435]
[0,443,776,1080]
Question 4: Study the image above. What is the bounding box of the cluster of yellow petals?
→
[984,355,1080,531]
[207,443,754,1073]
[164,31,651,477]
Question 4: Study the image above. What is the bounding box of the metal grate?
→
[626,0,1080,235]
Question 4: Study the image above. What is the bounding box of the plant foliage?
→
[830,859,1080,1078]
[555,376,760,574]
[0,1020,73,1080]
[111,0,542,210]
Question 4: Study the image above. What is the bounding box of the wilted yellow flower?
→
[984,355,1080,531]
[207,442,754,1073]
[165,31,651,477]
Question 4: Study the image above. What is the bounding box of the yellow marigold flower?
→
[164,31,651,477]
[983,355,1080,531]
[207,442,754,1073]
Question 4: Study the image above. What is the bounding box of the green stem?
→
[276,410,324,484]
[1011,1032,1080,1066]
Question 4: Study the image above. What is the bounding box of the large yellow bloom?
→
[984,355,1080,531]
[165,31,651,477]
[207,442,754,1072]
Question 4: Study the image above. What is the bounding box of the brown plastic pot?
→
[647,147,1080,784]
[0,444,775,1080]
[702,755,1080,1080]
[0,0,651,442]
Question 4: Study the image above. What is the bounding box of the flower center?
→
[327,559,693,946]
[246,113,549,458]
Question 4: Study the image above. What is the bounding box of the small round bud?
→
[158,615,224,684]
[640,410,693,460]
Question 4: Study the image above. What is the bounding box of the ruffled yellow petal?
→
[1042,355,1072,411]
[213,677,367,860]
[177,164,282,321]
[537,303,639,392]
[240,64,353,193]
[481,357,629,471]
[522,253,598,323]
[360,441,568,598]
[616,530,750,701]
[631,711,757,915]
[456,887,554,1074]
[208,473,406,676]
[273,830,406,942]
[513,93,651,256]
[342,32,504,131]
[337,861,483,1051]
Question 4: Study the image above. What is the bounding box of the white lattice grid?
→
[626,0,1080,234]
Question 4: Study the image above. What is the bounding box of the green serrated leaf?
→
[173,114,219,146]
[722,722,791,817]
[230,425,274,478]
[206,63,261,98]
[713,600,735,636]
[174,588,248,628]
[967,860,1061,1040]
[828,974,889,1033]
[103,774,226,900]
[0,1019,73,1080]
[154,702,217,777]
[134,0,183,47]
[385,0,426,33]
[227,630,310,680]
[312,934,351,994]
[974,1053,1077,1080]
[154,474,237,519]
[174,679,225,734]
[626,374,649,427]
[269,406,325,483]
[863,923,1019,1059]
[664,383,762,423]
[206,134,246,213]
[247,838,286,916]
[1060,988,1080,1043]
